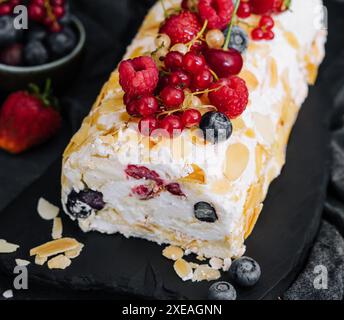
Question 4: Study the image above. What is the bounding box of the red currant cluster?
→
[0,0,21,16]
[28,0,66,32]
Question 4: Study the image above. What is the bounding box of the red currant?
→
[136,96,159,117]
[164,51,184,71]
[250,0,275,15]
[0,4,12,15]
[138,116,159,136]
[192,68,213,91]
[49,22,62,33]
[251,27,264,41]
[160,86,185,109]
[259,15,275,30]
[53,6,65,19]
[237,2,251,18]
[182,52,206,74]
[159,115,184,137]
[32,0,45,6]
[169,70,191,89]
[181,109,202,128]
[126,100,139,117]
[264,30,275,40]
[52,0,65,6]
[28,4,45,21]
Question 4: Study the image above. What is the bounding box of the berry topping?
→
[159,114,184,137]
[126,99,140,117]
[46,26,77,59]
[224,26,249,53]
[0,16,20,48]
[182,52,206,74]
[204,48,243,77]
[159,11,202,46]
[0,43,23,66]
[66,189,105,219]
[237,1,251,18]
[208,76,248,119]
[199,111,232,143]
[136,96,159,117]
[160,86,185,109]
[164,51,184,71]
[259,15,275,30]
[119,56,159,97]
[229,256,261,287]
[166,183,186,197]
[198,0,234,30]
[192,68,214,90]
[208,281,237,300]
[205,29,225,49]
[251,27,264,41]
[131,184,155,200]
[181,108,202,128]
[125,165,163,184]
[138,116,159,136]
[194,201,218,222]
[251,0,291,15]
[24,40,49,66]
[169,70,191,89]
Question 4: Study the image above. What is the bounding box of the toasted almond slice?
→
[47,254,71,270]
[189,262,199,269]
[65,243,84,259]
[30,238,80,258]
[2,289,13,299]
[224,143,250,181]
[173,259,193,281]
[37,198,59,220]
[209,257,223,270]
[35,255,47,266]
[222,258,232,271]
[192,264,221,282]
[0,239,19,253]
[15,259,30,267]
[52,217,63,240]
[162,246,184,261]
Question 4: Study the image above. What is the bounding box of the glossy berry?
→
[229,256,261,287]
[169,70,191,89]
[66,189,105,219]
[159,11,202,45]
[27,24,48,42]
[0,3,12,16]
[198,0,234,30]
[0,16,19,48]
[264,30,275,40]
[155,34,171,49]
[170,43,188,55]
[0,43,23,66]
[126,99,139,117]
[199,111,232,144]
[208,77,249,119]
[204,48,243,77]
[205,29,225,49]
[259,15,275,30]
[251,27,264,41]
[192,68,213,91]
[53,6,65,19]
[182,52,206,74]
[164,51,184,71]
[194,201,218,222]
[119,56,159,97]
[237,1,251,18]
[138,116,159,136]
[181,109,202,128]
[24,41,49,66]
[251,0,290,15]
[159,115,184,137]
[136,96,159,117]
[28,4,45,22]
[46,26,77,59]
[224,26,249,53]
[160,86,185,109]
[208,282,237,300]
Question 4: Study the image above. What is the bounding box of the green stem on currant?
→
[223,0,241,51]
[186,19,208,50]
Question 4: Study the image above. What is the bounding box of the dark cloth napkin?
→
[0,0,344,300]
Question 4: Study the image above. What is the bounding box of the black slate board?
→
[0,86,330,300]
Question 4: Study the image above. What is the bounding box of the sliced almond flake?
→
[222,258,232,272]
[173,259,193,281]
[192,264,221,282]
[35,255,47,266]
[65,243,84,259]
[196,255,206,261]
[52,217,63,240]
[37,198,59,220]
[2,289,13,299]
[209,257,223,270]
[162,246,183,261]
[15,259,30,267]
[47,254,71,270]
[0,239,19,253]
[189,262,199,269]
[30,238,80,258]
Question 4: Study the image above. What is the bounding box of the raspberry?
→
[208,76,249,119]
[159,11,202,46]
[119,56,159,97]
[198,0,234,31]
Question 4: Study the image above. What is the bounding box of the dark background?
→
[0,0,344,300]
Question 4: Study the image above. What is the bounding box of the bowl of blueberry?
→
[0,0,86,91]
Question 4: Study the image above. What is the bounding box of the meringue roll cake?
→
[61,0,326,259]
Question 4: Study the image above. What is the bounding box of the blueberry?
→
[24,40,49,66]
[224,26,249,53]
[194,202,218,223]
[208,281,237,300]
[229,256,261,287]
[46,26,77,59]
[27,24,48,43]
[66,189,105,219]
[0,16,19,48]
[199,112,232,144]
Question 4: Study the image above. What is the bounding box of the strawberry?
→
[0,80,61,154]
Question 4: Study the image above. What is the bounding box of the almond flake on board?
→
[52,217,63,240]
[37,198,59,220]
[2,289,13,299]
[35,255,47,266]
[209,257,223,270]
[222,258,232,271]
[0,240,19,253]
[15,259,30,267]
[192,264,221,282]
[47,254,71,270]
[65,243,84,259]
[162,246,184,261]
[173,259,193,281]
[30,238,81,258]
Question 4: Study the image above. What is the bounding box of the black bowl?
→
[0,16,86,92]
